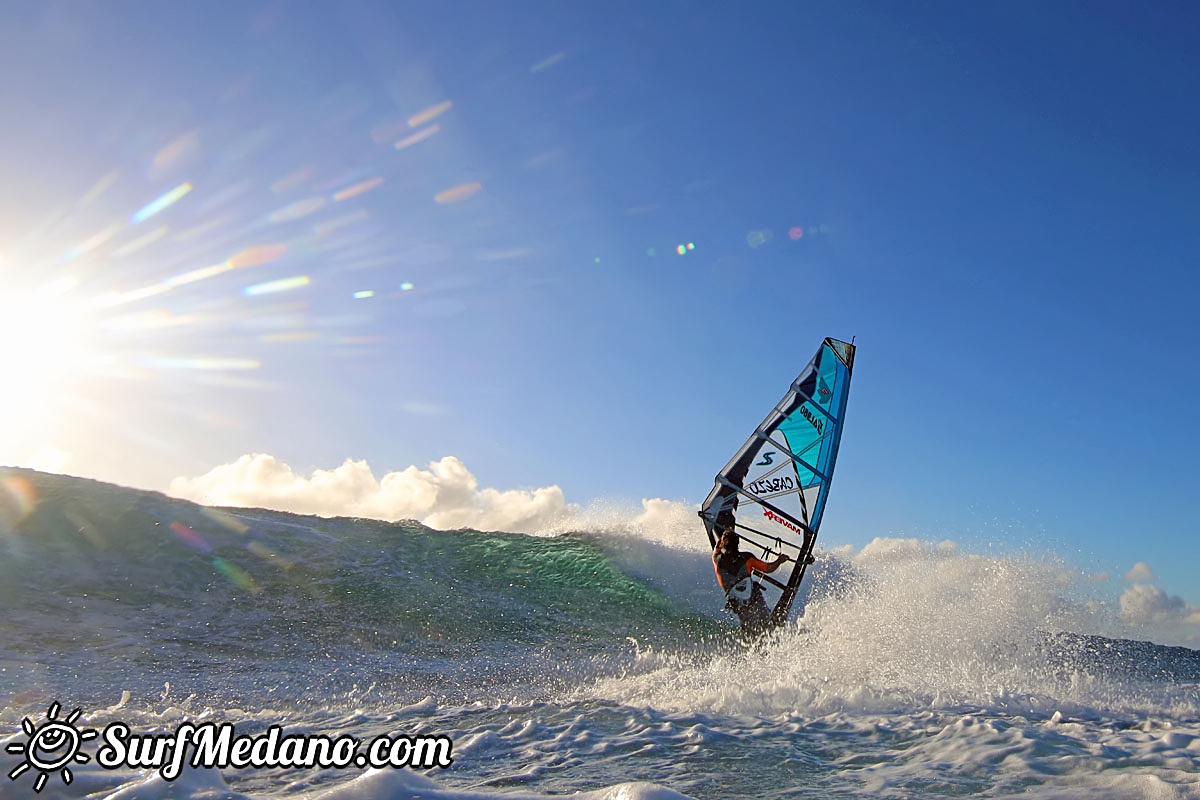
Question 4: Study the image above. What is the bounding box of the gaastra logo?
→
[817,377,832,405]
[799,405,824,435]
[755,452,775,466]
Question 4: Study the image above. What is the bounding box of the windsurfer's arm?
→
[745,553,788,574]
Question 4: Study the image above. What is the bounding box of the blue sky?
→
[1,3,1197,622]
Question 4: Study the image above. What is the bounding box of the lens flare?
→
[0,475,37,530]
[63,225,122,261]
[247,540,294,569]
[408,100,452,128]
[166,263,230,287]
[271,167,315,193]
[79,170,120,207]
[228,243,289,269]
[269,197,326,223]
[169,521,211,553]
[153,131,200,170]
[747,230,773,248]
[212,556,261,593]
[530,52,566,73]
[131,182,193,223]
[394,125,440,150]
[90,244,285,309]
[314,210,369,237]
[244,275,311,297]
[260,331,319,343]
[435,182,482,204]
[200,507,250,534]
[333,177,384,203]
[110,226,168,258]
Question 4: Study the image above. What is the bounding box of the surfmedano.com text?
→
[98,721,453,780]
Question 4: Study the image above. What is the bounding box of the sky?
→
[1,2,1198,642]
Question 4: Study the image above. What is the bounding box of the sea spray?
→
[583,538,1200,721]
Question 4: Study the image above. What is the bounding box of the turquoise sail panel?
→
[699,337,855,627]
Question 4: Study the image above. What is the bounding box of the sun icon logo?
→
[6,702,98,793]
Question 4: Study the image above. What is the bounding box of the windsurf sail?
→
[700,337,855,629]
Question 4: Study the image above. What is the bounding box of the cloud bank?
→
[168,453,577,533]
[1123,562,1156,582]
[1118,582,1200,627]
[168,453,704,545]
[1112,561,1200,641]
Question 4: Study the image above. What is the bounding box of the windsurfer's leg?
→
[737,594,771,636]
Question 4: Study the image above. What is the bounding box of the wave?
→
[0,468,716,707]
[3,467,1198,722]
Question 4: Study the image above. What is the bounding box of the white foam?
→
[303,768,695,800]
[583,538,1199,719]
[104,764,250,800]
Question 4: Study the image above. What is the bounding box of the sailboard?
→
[700,336,855,631]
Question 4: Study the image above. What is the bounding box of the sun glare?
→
[0,279,95,432]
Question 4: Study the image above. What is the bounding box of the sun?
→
[0,278,90,379]
[5,702,98,792]
[0,278,96,449]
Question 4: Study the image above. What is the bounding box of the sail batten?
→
[700,336,855,630]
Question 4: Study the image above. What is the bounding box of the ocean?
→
[2,467,1198,799]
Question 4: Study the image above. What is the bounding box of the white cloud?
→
[1123,562,1156,583]
[168,454,577,534]
[1106,563,1200,642]
[855,536,958,562]
[1118,583,1200,627]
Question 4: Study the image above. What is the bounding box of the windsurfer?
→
[712,524,787,636]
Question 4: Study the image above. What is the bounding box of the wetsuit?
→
[713,549,774,635]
